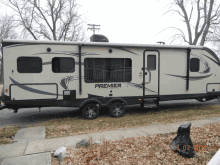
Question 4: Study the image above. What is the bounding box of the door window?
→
[147,55,156,70]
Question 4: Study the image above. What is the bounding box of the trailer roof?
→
[2,39,204,49]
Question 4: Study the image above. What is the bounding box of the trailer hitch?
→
[0,104,8,111]
[0,103,20,113]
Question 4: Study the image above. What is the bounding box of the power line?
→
[87,24,100,34]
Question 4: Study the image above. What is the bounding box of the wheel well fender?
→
[79,99,102,109]
[107,98,128,107]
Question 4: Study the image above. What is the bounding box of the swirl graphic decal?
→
[60,76,84,90]
[9,77,62,96]
[191,53,210,74]
[202,54,220,67]
[165,73,213,81]
[109,47,139,56]
[124,82,157,93]
[32,51,100,56]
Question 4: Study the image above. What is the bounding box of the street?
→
[0,99,219,128]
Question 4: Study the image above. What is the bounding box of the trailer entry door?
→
[143,50,159,96]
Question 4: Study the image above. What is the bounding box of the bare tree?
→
[2,0,86,41]
[0,14,18,56]
[207,22,220,49]
[162,0,220,46]
[0,14,18,82]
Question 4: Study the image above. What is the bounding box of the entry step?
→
[140,103,159,108]
[143,103,158,108]
[144,98,158,103]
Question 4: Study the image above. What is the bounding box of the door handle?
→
[144,68,151,84]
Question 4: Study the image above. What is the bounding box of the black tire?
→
[82,103,99,120]
[109,102,125,118]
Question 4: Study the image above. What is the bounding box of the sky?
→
[77,0,220,56]
[79,0,184,45]
[1,0,219,55]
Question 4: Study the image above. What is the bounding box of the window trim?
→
[17,56,42,73]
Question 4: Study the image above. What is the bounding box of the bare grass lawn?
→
[45,104,220,139]
[1,104,220,146]
[0,104,220,164]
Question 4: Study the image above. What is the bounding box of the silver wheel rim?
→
[202,98,206,102]
[113,106,122,116]
[85,107,96,118]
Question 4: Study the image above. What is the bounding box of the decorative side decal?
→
[124,82,157,93]
[32,51,100,56]
[3,43,38,48]
[60,76,84,90]
[9,77,62,96]
[202,54,220,67]
[165,73,213,81]
[109,47,139,56]
[88,94,102,97]
[191,54,210,74]
[165,53,214,81]
[42,61,84,65]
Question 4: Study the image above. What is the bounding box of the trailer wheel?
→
[82,103,99,120]
[109,102,125,118]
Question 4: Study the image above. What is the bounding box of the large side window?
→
[84,58,132,83]
[17,57,42,73]
[190,58,200,72]
[147,55,156,70]
[52,57,75,73]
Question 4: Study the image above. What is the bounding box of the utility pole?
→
[87,24,100,34]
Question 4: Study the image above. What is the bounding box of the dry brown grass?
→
[0,103,220,164]
[0,125,20,145]
[1,104,220,146]
[57,122,220,165]
[45,104,220,139]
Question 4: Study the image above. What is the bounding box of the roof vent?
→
[90,34,109,42]
[157,41,165,45]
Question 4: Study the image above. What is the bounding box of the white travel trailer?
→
[1,35,220,119]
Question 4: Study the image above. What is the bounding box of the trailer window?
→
[17,57,42,73]
[147,55,156,70]
[52,57,75,73]
[84,58,132,83]
[190,58,200,72]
